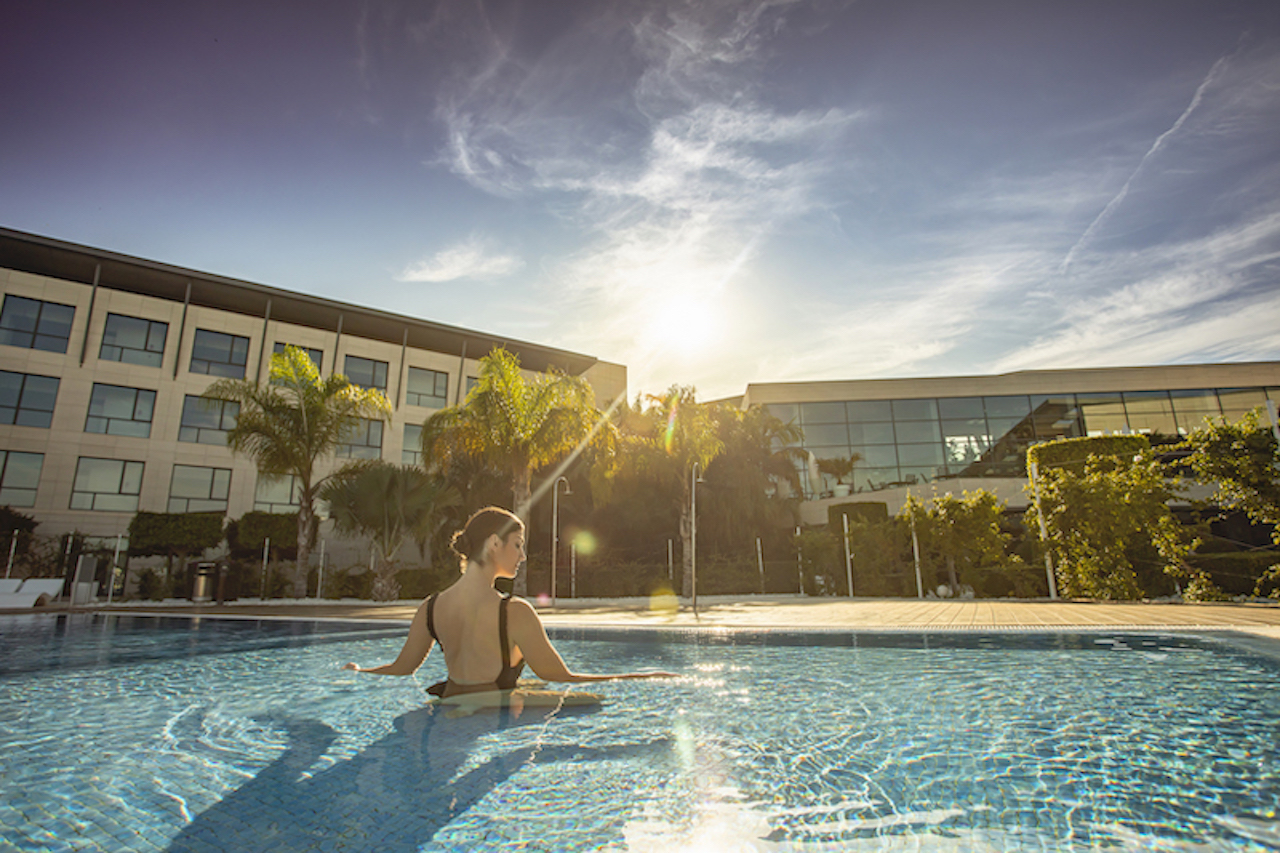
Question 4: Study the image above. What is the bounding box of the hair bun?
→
[449,507,522,572]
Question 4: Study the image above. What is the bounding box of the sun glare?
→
[639,292,723,357]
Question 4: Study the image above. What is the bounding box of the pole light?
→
[756,536,765,595]
[842,512,854,597]
[551,476,571,607]
[691,461,704,615]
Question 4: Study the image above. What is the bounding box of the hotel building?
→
[0,228,625,544]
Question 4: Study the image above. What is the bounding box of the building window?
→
[403,423,423,466]
[85,384,156,438]
[1121,390,1177,436]
[336,418,383,459]
[1077,393,1128,436]
[466,376,479,396]
[0,371,59,428]
[344,355,388,393]
[799,401,847,425]
[178,395,239,444]
[168,465,231,513]
[0,450,43,507]
[0,294,75,353]
[1168,389,1221,432]
[99,313,168,368]
[802,423,850,449]
[1026,395,1082,443]
[890,398,939,422]
[273,342,323,371]
[1213,388,1264,424]
[765,403,799,425]
[406,367,448,408]
[190,329,250,378]
[254,474,300,514]
[70,457,144,512]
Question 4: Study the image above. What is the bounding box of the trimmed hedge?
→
[1027,434,1150,474]
[827,502,890,529]
[226,512,300,559]
[128,511,225,558]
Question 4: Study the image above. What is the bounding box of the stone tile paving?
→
[90,595,1280,639]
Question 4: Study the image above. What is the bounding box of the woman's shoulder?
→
[503,595,544,626]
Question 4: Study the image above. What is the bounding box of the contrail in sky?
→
[1061,54,1231,272]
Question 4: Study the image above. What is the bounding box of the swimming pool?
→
[1,614,1278,852]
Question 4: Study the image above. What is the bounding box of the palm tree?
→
[698,405,805,556]
[421,347,616,594]
[320,463,459,600]
[203,346,391,596]
[619,387,723,598]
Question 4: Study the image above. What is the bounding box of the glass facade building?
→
[764,384,1280,496]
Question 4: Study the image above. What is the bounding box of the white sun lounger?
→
[0,579,22,595]
[0,578,65,609]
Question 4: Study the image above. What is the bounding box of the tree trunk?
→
[946,553,958,591]
[511,464,533,597]
[295,500,313,599]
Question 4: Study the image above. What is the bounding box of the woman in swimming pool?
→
[343,506,673,698]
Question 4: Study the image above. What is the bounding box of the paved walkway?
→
[72,594,1280,640]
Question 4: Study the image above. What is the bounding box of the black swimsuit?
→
[425,592,525,697]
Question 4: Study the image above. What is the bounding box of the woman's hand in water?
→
[342,662,362,671]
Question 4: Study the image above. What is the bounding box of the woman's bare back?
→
[431,584,524,686]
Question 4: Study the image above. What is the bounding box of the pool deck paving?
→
[38,594,1280,641]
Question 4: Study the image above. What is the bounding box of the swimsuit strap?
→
[499,593,512,672]
[426,593,440,646]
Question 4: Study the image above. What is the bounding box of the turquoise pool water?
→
[0,614,1278,852]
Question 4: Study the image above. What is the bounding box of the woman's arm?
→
[507,598,675,683]
[343,599,435,676]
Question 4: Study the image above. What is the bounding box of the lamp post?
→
[551,476,571,607]
[690,462,704,615]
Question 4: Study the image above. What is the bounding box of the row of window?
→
[770,386,1280,493]
[0,294,452,407]
[3,371,439,465]
[0,449,307,515]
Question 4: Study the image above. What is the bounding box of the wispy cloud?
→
[396,236,523,283]
[1061,52,1233,272]
[428,0,860,393]
[405,4,1280,396]
[994,212,1280,372]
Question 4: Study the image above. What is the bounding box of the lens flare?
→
[572,530,598,556]
[649,585,678,620]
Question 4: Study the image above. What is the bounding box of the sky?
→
[4,0,1280,400]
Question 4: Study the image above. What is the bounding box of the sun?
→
[639,292,723,357]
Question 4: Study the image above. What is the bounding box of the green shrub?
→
[794,528,842,595]
[965,564,1049,598]
[323,567,374,600]
[393,569,434,600]
[1187,550,1280,596]
[135,568,171,601]
[1027,434,1150,475]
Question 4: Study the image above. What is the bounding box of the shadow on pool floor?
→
[164,703,671,853]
